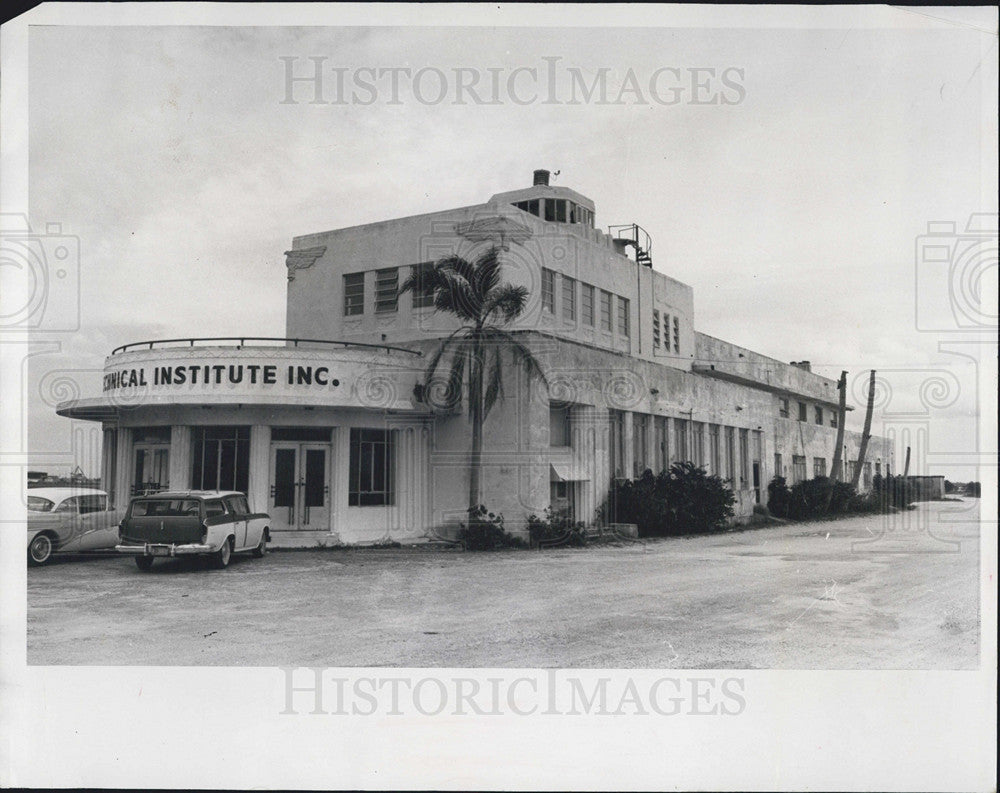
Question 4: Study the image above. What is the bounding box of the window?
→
[692,422,705,467]
[709,424,721,475]
[813,457,827,478]
[581,284,595,326]
[863,462,872,489]
[814,406,823,425]
[655,416,668,472]
[774,452,783,479]
[739,429,750,487]
[549,404,571,447]
[27,496,55,512]
[846,460,857,482]
[562,275,576,321]
[555,199,567,223]
[830,412,838,428]
[225,495,250,515]
[599,291,613,332]
[875,461,881,478]
[675,418,689,463]
[633,413,649,477]
[344,272,365,316]
[609,410,626,478]
[541,268,555,314]
[349,429,396,506]
[798,401,808,422]
[205,500,227,518]
[792,455,807,484]
[672,316,680,352]
[375,267,399,313]
[724,427,736,481]
[130,498,201,518]
[192,426,250,493]
[54,496,82,514]
[779,398,790,418]
[544,199,556,222]
[411,262,435,309]
[78,494,108,514]
[652,309,661,348]
[617,296,630,337]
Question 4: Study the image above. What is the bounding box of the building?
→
[57,169,893,542]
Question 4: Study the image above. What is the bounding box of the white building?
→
[58,169,893,542]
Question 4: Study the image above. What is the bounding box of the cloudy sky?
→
[14,6,998,480]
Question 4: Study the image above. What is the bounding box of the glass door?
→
[269,443,330,531]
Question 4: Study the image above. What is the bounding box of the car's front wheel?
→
[28,533,54,566]
[135,556,154,572]
[211,537,232,569]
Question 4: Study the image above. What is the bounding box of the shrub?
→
[610,463,735,537]
[767,476,792,518]
[967,481,981,498]
[527,507,587,547]
[458,505,526,551]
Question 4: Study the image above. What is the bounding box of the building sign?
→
[90,347,422,412]
[103,364,342,391]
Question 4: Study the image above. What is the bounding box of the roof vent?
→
[533,169,550,186]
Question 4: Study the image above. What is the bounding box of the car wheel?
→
[252,531,268,558]
[28,533,54,566]
[135,556,155,572]
[211,537,232,569]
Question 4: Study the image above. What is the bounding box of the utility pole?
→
[851,370,876,489]
[829,371,848,482]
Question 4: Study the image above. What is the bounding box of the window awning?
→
[550,462,589,482]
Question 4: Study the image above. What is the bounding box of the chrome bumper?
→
[116,543,213,557]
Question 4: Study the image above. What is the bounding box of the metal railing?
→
[110,336,423,357]
[607,223,653,266]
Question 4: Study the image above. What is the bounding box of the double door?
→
[269,443,330,531]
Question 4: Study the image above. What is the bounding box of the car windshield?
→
[129,499,200,518]
[27,496,55,512]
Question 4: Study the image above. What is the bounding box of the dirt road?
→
[27,500,981,668]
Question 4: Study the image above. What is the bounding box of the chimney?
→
[533,169,550,186]
[790,360,812,372]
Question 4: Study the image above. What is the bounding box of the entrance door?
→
[133,444,169,495]
[269,443,330,531]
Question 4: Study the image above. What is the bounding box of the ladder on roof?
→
[608,223,653,267]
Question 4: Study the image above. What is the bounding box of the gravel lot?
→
[27,500,980,668]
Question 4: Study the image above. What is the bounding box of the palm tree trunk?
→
[829,371,848,482]
[468,331,484,513]
[851,370,876,489]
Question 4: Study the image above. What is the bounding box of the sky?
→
[10,6,998,481]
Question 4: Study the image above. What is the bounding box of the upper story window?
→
[549,403,572,447]
[541,268,555,314]
[672,316,680,352]
[798,401,808,422]
[779,397,790,418]
[652,309,661,348]
[617,296,630,338]
[581,284,595,326]
[830,412,838,428]
[344,272,365,316]
[562,275,576,321]
[814,406,823,425]
[411,262,435,309]
[512,198,594,228]
[375,267,399,313]
[599,290,613,332]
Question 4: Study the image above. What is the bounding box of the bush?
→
[767,476,792,518]
[967,481,981,497]
[610,462,735,537]
[527,507,587,547]
[458,505,526,551]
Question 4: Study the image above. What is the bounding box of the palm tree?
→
[399,246,547,513]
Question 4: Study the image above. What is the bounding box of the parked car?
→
[27,487,125,566]
[116,491,270,571]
